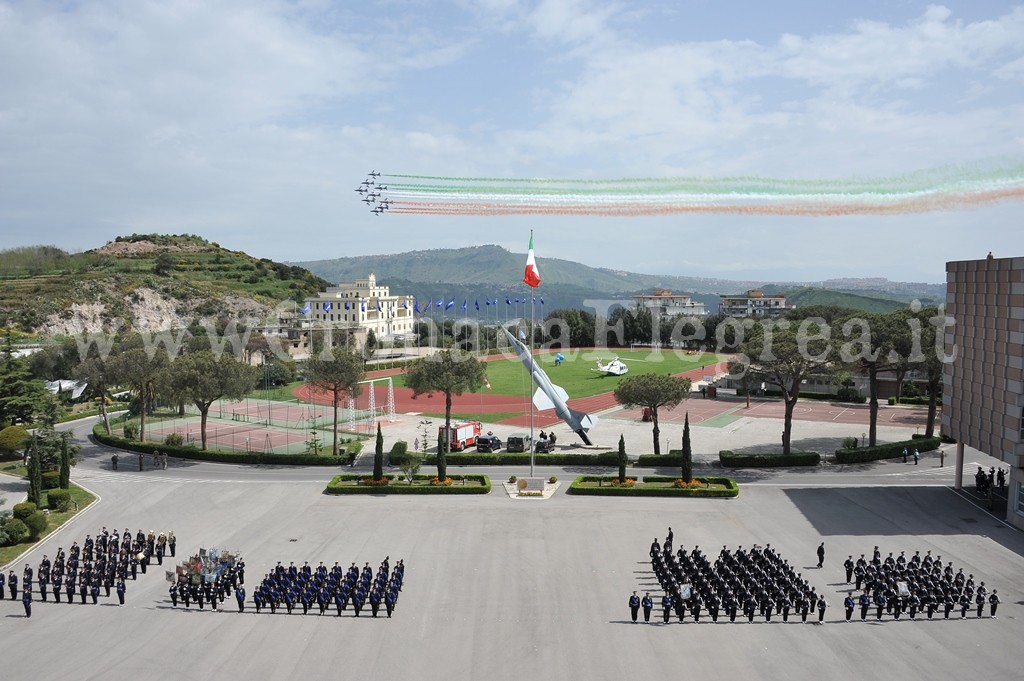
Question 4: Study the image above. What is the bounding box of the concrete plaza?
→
[0,412,1020,681]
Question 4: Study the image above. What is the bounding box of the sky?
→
[1,0,1022,284]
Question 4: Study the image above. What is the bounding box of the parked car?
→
[534,439,555,453]
[506,432,532,453]
[476,434,502,453]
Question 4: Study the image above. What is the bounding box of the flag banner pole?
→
[529,292,535,478]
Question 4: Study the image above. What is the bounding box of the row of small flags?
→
[412,296,545,314]
[301,296,544,316]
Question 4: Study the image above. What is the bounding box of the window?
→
[1017,480,1024,518]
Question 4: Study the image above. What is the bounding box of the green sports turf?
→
[392,350,727,399]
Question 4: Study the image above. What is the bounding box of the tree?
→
[404,350,484,480]
[0,425,30,458]
[164,352,257,450]
[733,319,834,455]
[0,333,47,427]
[914,307,945,437]
[681,412,692,482]
[153,251,176,276]
[26,444,43,505]
[58,431,74,489]
[106,346,170,443]
[617,434,627,484]
[613,373,692,455]
[306,347,365,457]
[373,422,384,481]
[364,329,378,361]
[73,356,112,435]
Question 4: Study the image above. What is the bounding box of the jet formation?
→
[354,171,392,216]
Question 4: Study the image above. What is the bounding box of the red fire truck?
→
[439,421,483,451]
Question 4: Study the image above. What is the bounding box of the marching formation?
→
[841,547,1001,621]
[635,529,826,624]
[2,526,175,618]
[242,558,403,617]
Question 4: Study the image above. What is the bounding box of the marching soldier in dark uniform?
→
[843,593,855,621]
[844,556,854,583]
[975,591,986,618]
[7,571,17,601]
[989,590,1000,617]
[816,595,827,623]
[52,573,62,603]
[661,592,673,623]
[236,585,246,612]
[816,543,825,569]
[859,592,871,621]
[22,586,32,618]
[629,592,641,622]
[0,570,5,600]
[641,592,653,623]
[116,579,126,605]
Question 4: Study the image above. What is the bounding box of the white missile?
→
[502,328,597,445]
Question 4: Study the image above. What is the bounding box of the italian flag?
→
[523,234,541,288]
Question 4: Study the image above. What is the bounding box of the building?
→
[305,273,415,342]
[632,289,706,317]
[942,254,1024,530]
[718,288,794,318]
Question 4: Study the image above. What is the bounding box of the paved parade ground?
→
[0,412,1020,681]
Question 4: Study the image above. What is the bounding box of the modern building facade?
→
[718,289,794,318]
[632,289,706,317]
[942,254,1024,530]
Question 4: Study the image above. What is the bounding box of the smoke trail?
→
[356,160,1024,216]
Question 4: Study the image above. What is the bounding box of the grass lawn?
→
[246,381,306,403]
[0,483,97,567]
[1,459,27,477]
[391,350,728,399]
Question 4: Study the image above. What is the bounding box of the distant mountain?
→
[293,245,945,313]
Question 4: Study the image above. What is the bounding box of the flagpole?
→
[529,287,535,478]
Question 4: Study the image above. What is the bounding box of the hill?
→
[0,234,331,334]
[294,245,944,314]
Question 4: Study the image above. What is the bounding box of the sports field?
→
[390,349,730,398]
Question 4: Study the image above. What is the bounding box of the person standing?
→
[902,447,908,463]
[844,593,855,622]
[641,592,653,623]
[111,454,118,470]
[22,587,32,618]
[817,595,828,623]
[989,590,1000,618]
[661,592,673,624]
[235,586,246,613]
[0,570,5,600]
[816,543,825,569]
[8,571,18,601]
[844,556,854,583]
[913,448,919,465]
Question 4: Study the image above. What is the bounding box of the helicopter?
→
[592,357,630,376]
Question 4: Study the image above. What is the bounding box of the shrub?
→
[842,437,858,450]
[164,432,184,447]
[41,470,61,489]
[48,488,71,512]
[835,386,865,403]
[123,423,139,439]
[834,436,941,464]
[2,517,30,544]
[24,511,49,539]
[388,440,409,466]
[719,451,820,468]
[13,501,37,520]
[508,475,517,483]
[567,476,739,498]
[887,396,942,406]
[548,476,558,484]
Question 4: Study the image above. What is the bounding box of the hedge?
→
[47,488,72,512]
[765,389,865,404]
[92,423,355,466]
[389,451,620,467]
[887,396,942,406]
[42,470,61,490]
[636,452,683,468]
[568,475,738,498]
[719,450,820,468]
[834,436,941,464]
[325,473,491,495]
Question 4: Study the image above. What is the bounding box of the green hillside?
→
[0,234,331,332]
[782,287,909,314]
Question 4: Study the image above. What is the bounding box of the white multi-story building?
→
[632,289,706,317]
[305,273,415,341]
[718,289,794,318]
